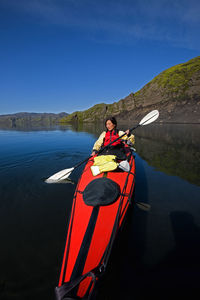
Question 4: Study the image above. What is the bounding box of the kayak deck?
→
[56,147,135,299]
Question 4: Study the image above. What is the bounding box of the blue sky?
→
[0,0,199,114]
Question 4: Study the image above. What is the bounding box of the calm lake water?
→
[0,123,200,299]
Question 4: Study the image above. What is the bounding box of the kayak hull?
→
[56,146,135,299]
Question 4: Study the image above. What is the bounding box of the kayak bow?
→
[55,144,135,299]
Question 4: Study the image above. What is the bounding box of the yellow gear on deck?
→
[91,155,119,176]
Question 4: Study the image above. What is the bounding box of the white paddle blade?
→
[139,110,159,126]
[45,167,74,183]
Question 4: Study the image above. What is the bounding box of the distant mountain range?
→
[0,112,68,128]
[60,56,200,124]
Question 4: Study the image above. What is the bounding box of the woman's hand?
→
[91,151,96,156]
[125,129,130,135]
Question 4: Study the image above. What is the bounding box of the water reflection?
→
[134,124,200,186]
[68,122,200,186]
[151,211,200,289]
[0,123,200,299]
[60,122,200,186]
[0,123,72,132]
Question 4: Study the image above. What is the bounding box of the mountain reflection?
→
[67,122,200,186]
[134,124,200,186]
[1,122,199,186]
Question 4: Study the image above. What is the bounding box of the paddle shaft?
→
[47,110,159,181]
[98,111,158,152]
[64,123,144,173]
[97,124,139,154]
[58,156,93,180]
[58,125,137,180]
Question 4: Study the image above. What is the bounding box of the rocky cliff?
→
[60,56,200,124]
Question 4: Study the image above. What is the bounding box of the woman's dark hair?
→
[105,116,117,127]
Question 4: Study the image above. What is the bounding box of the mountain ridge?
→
[0,112,68,128]
[60,56,200,124]
[1,56,199,126]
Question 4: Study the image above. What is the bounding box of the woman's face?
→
[106,120,115,131]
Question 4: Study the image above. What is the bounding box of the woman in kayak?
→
[91,116,134,160]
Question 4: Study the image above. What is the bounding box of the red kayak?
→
[55,144,135,299]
